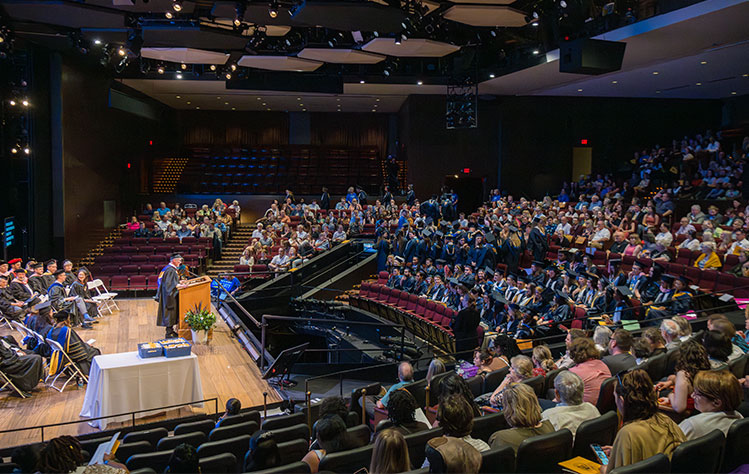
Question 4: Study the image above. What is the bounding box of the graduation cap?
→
[418,270,427,277]
[394,256,405,264]
[13,268,27,274]
[484,232,496,244]
[506,273,518,281]
[62,260,73,266]
[171,253,184,260]
[53,269,66,276]
[633,259,648,268]
[32,262,43,269]
[563,269,578,279]
[508,225,519,233]
[435,231,444,239]
[491,290,508,305]
[439,220,450,228]
[652,261,666,273]
[531,260,546,268]
[34,300,52,311]
[447,277,460,286]
[484,267,495,277]
[660,274,675,285]
[422,229,433,239]
[8,258,22,265]
[451,220,460,228]
[45,259,56,267]
[615,285,634,297]
[677,275,692,285]
[435,259,447,266]
[518,274,529,283]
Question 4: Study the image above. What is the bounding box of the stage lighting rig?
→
[446,74,477,129]
[172,0,183,12]
[234,1,246,27]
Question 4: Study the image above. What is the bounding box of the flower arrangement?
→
[184,302,217,332]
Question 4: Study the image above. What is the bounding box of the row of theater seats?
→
[351,283,461,353]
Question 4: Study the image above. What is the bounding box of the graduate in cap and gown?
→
[0,336,44,395]
[46,310,100,376]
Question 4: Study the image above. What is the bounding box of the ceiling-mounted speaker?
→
[559,38,626,75]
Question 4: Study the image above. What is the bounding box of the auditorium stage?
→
[0,298,281,449]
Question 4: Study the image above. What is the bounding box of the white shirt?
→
[252,229,264,239]
[729,239,749,255]
[556,223,572,235]
[592,228,611,242]
[542,402,601,435]
[655,231,673,247]
[679,411,742,440]
[270,254,289,267]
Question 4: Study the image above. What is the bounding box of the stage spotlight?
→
[157,65,165,74]
[268,3,279,18]
[9,99,16,106]
[394,36,401,45]
[234,1,246,26]
[176,73,183,79]
[10,146,18,154]
[117,46,127,56]
[180,63,187,70]
[165,11,173,19]
[172,0,183,12]
[21,99,29,107]
[23,146,30,155]
[230,63,237,71]
[532,49,539,54]
[210,64,217,71]
[225,71,232,80]
[560,0,567,7]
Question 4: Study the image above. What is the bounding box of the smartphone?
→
[590,444,609,465]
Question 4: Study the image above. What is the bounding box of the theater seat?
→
[610,453,670,474]
[479,446,515,474]
[126,450,174,472]
[122,427,168,447]
[262,412,305,431]
[515,428,572,473]
[198,453,237,474]
[670,428,724,474]
[319,444,374,473]
[572,411,618,461]
[208,420,258,442]
[156,431,207,451]
[252,461,311,474]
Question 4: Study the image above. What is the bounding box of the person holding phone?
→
[599,370,685,473]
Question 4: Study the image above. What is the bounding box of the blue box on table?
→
[157,338,192,358]
[138,342,164,359]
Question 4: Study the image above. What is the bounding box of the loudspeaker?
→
[559,38,626,75]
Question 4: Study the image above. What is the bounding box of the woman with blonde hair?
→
[489,383,555,453]
[531,345,557,377]
[369,429,411,474]
[694,241,722,270]
[490,355,534,405]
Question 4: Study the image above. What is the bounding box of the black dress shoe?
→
[165,330,178,338]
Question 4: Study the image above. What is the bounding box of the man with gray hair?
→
[361,361,414,418]
[541,371,600,435]
[660,319,682,350]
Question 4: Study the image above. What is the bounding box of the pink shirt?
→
[570,359,612,404]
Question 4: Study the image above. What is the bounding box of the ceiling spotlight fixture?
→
[230,63,237,71]
[489,74,495,78]
[700,61,707,65]
[21,99,29,107]
[268,2,279,18]
[157,65,165,74]
[695,82,702,86]
[94,39,102,45]
[23,146,30,155]
[559,0,567,7]
[652,71,659,75]
[360,80,365,84]
[611,80,617,84]
[394,36,401,45]
[531,20,539,26]
[117,46,127,57]
[176,73,183,79]
[172,0,183,12]
[225,72,232,80]
[577,88,583,92]
[165,11,174,19]
[180,63,187,70]
[210,64,216,71]
[9,99,16,106]
[234,2,246,26]
[532,49,539,55]
[10,146,18,154]
[417,80,423,85]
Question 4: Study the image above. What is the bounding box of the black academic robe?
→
[156,265,180,328]
[320,192,330,210]
[10,280,40,307]
[406,190,416,206]
[527,227,549,262]
[47,326,100,376]
[71,281,99,318]
[0,340,44,392]
[28,275,48,294]
[452,306,481,356]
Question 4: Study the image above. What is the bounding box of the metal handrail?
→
[0,397,219,443]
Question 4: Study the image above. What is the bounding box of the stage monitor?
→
[559,38,626,75]
[262,342,309,384]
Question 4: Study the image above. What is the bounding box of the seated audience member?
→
[36,436,85,474]
[473,349,508,374]
[602,329,637,375]
[642,327,667,357]
[678,370,744,440]
[426,358,446,385]
[632,337,652,365]
[48,269,93,329]
[268,247,290,273]
[69,270,99,319]
[370,429,411,474]
[489,383,555,453]
[556,329,587,369]
[541,370,601,435]
[702,330,733,369]
[693,241,722,270]
[216,398,241,427]
[490,355,534,406]
[708,316,747,359]
[672,316,693,342]
[385,389,429,434]
[47,310,101,376]
[0,275,27,321]
[604,370,685,473]
[425,395,489,469]
[531,345,557,377]
[569,338,612,404]
[593,326,613,356]
[211,273,240,300]
[362,362,413,417]
[302,415,348,473]
[656,339,711,413]
[165,443,200,474]
[439,373,482,417]
[661,319,682,350]
[244,431,280,472]
[10,444,42,474]
[0,336,44,396]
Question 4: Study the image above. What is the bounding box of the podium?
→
[177,276,212,341]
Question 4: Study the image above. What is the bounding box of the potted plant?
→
[184,302,217,345]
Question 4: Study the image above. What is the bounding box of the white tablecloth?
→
[80,351,203,429]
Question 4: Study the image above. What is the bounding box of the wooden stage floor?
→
[0,298,281,449]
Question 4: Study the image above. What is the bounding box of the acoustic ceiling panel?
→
[361,38,460,57]
[297,48,385,64]
[141,48,230,65]
[2,1,125,29]
[237,55,323,71]
[443,5,528,27]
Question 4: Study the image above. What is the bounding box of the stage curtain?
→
[310,113,389,159]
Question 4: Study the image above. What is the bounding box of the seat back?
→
[482,367,510,394]
[198,453,237,474]
[543,368,567,394]
[346,424,372,448]
[596,377,617,413]
[479,445,515,474]
[351,383,382,417]
[276,439,311,465]
[268,423,310,444]
[471,412,508,443]
[196,434,251,467]
[252,461,311,474]
[722,417,749,473]
[515,428,573,473]
[728,354,748,379]
[404,428,443,468]
[115,441,153,462]
[156,431,207,451]
[427,372,451,404]
[466,375,485,397]
[262,412,306,431]
[670,428,724,474]
[209,420,259,441]
[610,453,670,474]
[122,427,168,447]
[403,379,428,408]
[217,410,262,428]
[125,449,174,472]
[318,444,374,474]
[174,419,216,437]
[644,352,668,382]
[521,374,545,398]
[572,411,618,460]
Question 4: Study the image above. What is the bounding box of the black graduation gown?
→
[0,339,44,392]
[28,275,48,294]
[527,227,549,262]
[157,265,181,327]
[452,306,481,356]
[71,281,99,317]
[10,281,40,306]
